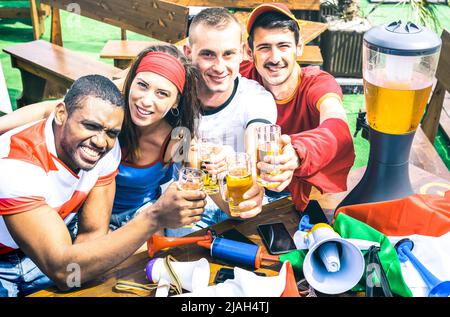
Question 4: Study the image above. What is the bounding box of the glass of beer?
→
[197,135,222,194]
[219,152,253,217]
[255,124,282,188]
[177,167,204,229]
[177,167,204,191]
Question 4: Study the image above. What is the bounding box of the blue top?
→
[112,134,173,214]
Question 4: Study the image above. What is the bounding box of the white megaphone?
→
[145,257,210,297]
[293,216,365,295]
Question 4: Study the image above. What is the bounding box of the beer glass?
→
[219,152,253,217]
[197,135,222,194]
[177,167,204,229]
[255,124,282,188]
[177,167,204,191]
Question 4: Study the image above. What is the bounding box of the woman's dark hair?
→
[119,44,201,162]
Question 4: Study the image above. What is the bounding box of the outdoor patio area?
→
[0,0,449,301]
[1,0,449,169]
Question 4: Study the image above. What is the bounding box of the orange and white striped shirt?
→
[0,113,120,254]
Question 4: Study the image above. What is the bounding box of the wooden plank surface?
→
[441,93,450,139]
[0,7,30,18]
[30,164,450,297]
[411,127,450,180]
[435,30,450,92]
[100,39,323,66]
[421,29,449,143]
[100,40,161,59]
[168,0,321,11]
[41,0,189,43]
[436,29,450,139]
[3,40,121,83]
[297,45,322,65]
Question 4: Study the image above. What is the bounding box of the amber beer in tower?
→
[364,80,432,135]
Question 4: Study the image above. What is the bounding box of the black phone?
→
[214,267,266,284]
[220,228,256,246]
[302,199,329,225]
[257,222,297,255]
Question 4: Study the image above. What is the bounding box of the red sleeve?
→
[289,117,355,194]
[95,169,119,187]
[0,196,46,215]
[305,69,343,115]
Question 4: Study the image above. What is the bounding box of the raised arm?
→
[3,181,206,291]
[0,99,58,134]
[0,73,131,136]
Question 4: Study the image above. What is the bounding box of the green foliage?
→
[322,0,442,31]
[397,0,442,32]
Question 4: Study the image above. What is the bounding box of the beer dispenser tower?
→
[339,21,441,208]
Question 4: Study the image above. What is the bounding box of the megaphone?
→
[145,257,210,297]
[294,216,365,295]
[147,231,214,257]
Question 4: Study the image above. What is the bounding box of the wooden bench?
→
[100,7,327,69]
[100,39,324,70]
[0,0,49,39]
[411,126,450,180]
[40,0,190,46]
[3,40,121,107]
[421,29,450,144]
[3,0,190,107]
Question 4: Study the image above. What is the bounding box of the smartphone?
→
[257,222,297,255]
[220,228,256,246]
[302,199,329,225]
[214,267,266,284]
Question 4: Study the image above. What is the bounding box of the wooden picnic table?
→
[100,12,328,69]
[30,163,449,297]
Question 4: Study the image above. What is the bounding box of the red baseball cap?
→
[246,3,301,34]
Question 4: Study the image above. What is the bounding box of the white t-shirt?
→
[198,75,277,152]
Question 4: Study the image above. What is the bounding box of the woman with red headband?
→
[0,44,203,232]
[109,44,202,230]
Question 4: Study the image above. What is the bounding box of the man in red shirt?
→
[240,3,356,211]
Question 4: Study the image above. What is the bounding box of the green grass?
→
[361,1,450,35]
[0,0,449,170]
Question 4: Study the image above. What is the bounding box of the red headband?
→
[136,52,186,93]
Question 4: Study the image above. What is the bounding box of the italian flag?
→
[334,191,450,297]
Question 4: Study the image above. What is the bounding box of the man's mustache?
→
[264,62,286,68]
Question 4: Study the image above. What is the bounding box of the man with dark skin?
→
[0,75,206,297]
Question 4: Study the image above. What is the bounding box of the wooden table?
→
[31,164,450,297]
[100,11,328,69]
[3,40,121,107]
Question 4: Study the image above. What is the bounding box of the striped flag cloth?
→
[335,191,450,297]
